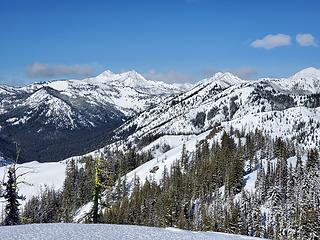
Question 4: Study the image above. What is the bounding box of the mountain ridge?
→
[0,67,320,163]
[106,67,320,155]
[0,70,188,162]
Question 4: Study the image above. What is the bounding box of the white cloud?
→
[26,62,94,78]
[296,33,317,46]
[251,34,291,50]
[144,69,195,83]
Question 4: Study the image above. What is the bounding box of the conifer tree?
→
[92,157,112,223]
[2,147,28,226]
[2,166,25,225]
[16,128,320,239]
[306,148,319,171]
[180,143,188,169]
[62,159,78,222]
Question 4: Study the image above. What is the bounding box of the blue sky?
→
[0,0,319,85]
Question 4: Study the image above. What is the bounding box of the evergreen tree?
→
[2,166,25,225]
[180,143,188,169]
[15,128,320,239]
[92,157,112,223]
[306,148,319,171]
[62,159,78,222]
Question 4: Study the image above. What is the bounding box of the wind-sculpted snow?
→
[0,223,265,240]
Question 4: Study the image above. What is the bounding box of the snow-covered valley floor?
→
[0,223,264,240]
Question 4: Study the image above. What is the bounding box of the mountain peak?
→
[213,71,241,80]
[93,69,147,84]
[291,67,320,80]
[120,70,145,80]
[96,69,115,79]
[199,71,244,88]
[274,67,320,93]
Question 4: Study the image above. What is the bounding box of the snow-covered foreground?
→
[0,223,265,240]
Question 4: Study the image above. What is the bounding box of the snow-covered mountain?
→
[0,67,319,235]
[30,66,317,197]
[275,67,320,94]
[1,66,320,164]
[0,68,320,239]
[21,69,190,118]
[80,67,317,200]
[112,67,320,151]
[0,70,190,162]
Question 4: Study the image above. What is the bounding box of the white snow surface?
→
[0,161,67,217]
[141,135,195,158]
[73,202,93,223]
[125,130,213,187]
[32,69,191,116]
[278,67,320,93]
[113,69,320,156]
[0,223,264,240]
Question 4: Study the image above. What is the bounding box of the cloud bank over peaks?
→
[26,62,94,78]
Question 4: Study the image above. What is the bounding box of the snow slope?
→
[94,69,320,191]
[1,67,320,225]
[68,69,320,191]
[2,67,318,212]
[125,130,215,187]
[0,223,264,240]
[276,67,320,94]
[0,161,67,220]
[0,69,190,163]
[2,69,189,130]
[112,67,320,153]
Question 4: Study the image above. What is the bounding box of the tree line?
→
[1,128,319,239]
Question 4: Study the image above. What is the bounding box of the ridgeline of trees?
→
[20,149,152,224]
[103,131,319,239]
[4,129,319,239]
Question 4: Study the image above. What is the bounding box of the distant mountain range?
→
[0,67,320,163]
[0,70,190,162]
